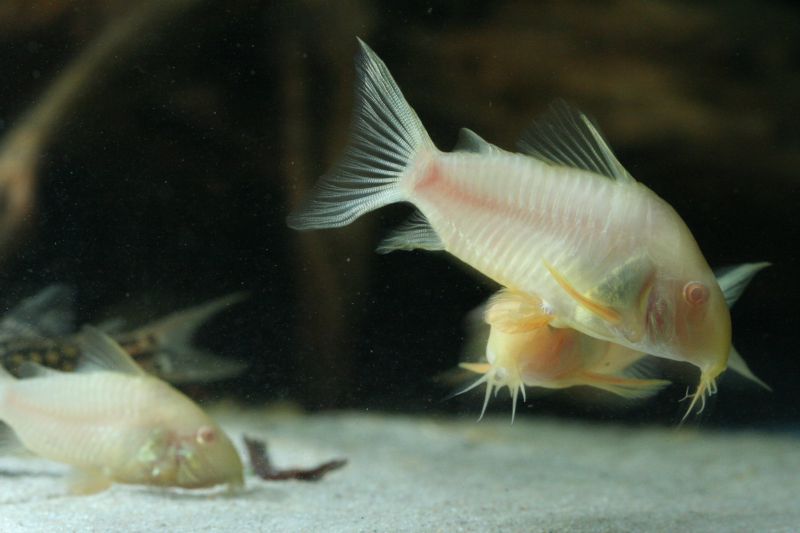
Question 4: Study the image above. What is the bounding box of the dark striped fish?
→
[0,286,248,383]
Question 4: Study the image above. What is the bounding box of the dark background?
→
[0,0,797,428]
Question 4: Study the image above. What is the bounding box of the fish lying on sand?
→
[288,39,768,418]
[0,327,243,494]
[0,286,248,383]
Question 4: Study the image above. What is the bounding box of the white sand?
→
[1,406,798,532]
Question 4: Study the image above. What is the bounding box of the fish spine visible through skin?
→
[410,151,660,298]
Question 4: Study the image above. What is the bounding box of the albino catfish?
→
[458,264,770,420]
[0,327,243,494]
[288,39,765,418]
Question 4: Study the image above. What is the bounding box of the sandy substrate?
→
[1,406,798,532]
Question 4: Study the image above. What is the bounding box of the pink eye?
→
[683,282,709,306]
[196,426,216,444]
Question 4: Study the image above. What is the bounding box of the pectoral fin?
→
[543,261,622,324]
[459,362,491,374]
[67,468,112,495]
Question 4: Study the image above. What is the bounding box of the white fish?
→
[459,289,670,423]
[288,39,752,417]
[457,263,770,421]
[0,327,243,494]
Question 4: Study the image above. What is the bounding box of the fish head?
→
[483,326,527,387]
[172,423,245,490]
[647,268,731,377]
[125,422,244,490]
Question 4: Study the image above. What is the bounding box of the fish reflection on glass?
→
[288,39,767,418]
[0,286,248,384]
[0,327,244,494]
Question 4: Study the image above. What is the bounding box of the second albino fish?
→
[460,289,670,421]
[458,263,770,420]
[0,327,243,494]
[288,40,756,416]
[0,286,248,384]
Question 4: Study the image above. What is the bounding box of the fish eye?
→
[196,426,216,445]
[682,282,709,306]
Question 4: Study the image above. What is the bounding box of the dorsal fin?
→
[454,128,503,155]
[517,100,635,184]
[376,211,444,254]
[75,326,145,376]
[715,262,771,307]
[0,284,77,341]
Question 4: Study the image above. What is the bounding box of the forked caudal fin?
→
[286,39,435,230]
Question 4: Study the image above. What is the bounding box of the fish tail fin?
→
[137,293,249,382]
[286,38,436,230]
[150,293,247,350]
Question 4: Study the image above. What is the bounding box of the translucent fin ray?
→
[76,326,145,376]
[376,211,444,254]
[543,260,622,324]
[286,39,435,230]
[727,346,771,391]
[454,128,503,155]
[0,285,77,341]
[517,100,634,184]
[579,371,671,399]
[715,262,771,307]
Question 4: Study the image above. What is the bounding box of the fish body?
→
[288,40,734,413]
[0,327,243,494]
[459,289,669,420]
[411,147,726,363]
[459,264,770,419]
[0,287,248,383]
